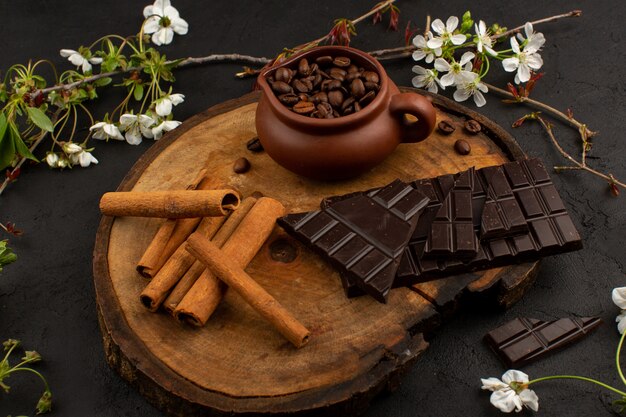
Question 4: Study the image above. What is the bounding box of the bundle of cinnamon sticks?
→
[99,170,310,348]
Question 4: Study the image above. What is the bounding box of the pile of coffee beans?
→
[267,55,381,119]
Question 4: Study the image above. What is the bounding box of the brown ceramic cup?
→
[255,46,437,180]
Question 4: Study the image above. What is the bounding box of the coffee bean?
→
[353,102,361,112]
[359,90,376,106]
[292,101,315,114]
[333,56,351,67]
[343,106,354,115]
[316,102,332,117]
[345,71,361,82]
[310,92,328,104]
[341,97,355,111]
[363,71,380,84]
[315,55,333,66]
[329,67,347,81]
[233,157,251,174]
[271,81,292,94]
[328,90,344,108]
[275,67,292,83]
[464,119,482,134]
[293,79,310,93]
[347,64,359,74]
[327,79,342,90]
[298,59,311,76]
[298,93,309,102]
[350,78,366,98]
[364,81,379,91]
[246,137,264,153]
[454,139,471,155]
[437,119,456,135]
[278,93,299,106]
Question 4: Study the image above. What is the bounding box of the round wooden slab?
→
[93,89,539,416]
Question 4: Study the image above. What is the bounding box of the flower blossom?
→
[60,49,102,73]
[119,113,156,145]
[62,142,83,154]
[613,287,626,334]
[45,152,60,168]
[453,72,488,107]
[151,120,181,140]
[475,20,497,56]
[502,37,544,84]
[70,150,99,168]
[427,16,467,49]
[481,370,539,413]
[517,22,546,53]
[155,93,185,117]
[434,51,476,87]
[411,65,442,93]
[90,121,124,141]
[143,0,189,46]
[412,33,441,64]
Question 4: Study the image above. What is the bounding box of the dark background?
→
[0,0,624,415]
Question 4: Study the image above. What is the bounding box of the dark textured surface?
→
[0,1,624,416]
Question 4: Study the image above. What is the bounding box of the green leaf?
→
[26,107,54,132]
[11,126,38,163]
[0,240,17,272]
[93,77,112,87]
[0,116,16,170]
[133,84,144,101]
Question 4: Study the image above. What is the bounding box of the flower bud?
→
[45,153,59,168]
[22,350,42,362]
[63,142,83,154]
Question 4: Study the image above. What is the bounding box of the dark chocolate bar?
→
[484,317,602,367]
[423,168,479,260]
[480,166,528,240]
[278,180,429,302]
[397,158,582,285]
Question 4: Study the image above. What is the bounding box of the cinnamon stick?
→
[100,189,240,218]
[163,197,258,314]
[174,197,285,326]
[136,177,233,278]
[139,215,226,312]
[185,234,310,348]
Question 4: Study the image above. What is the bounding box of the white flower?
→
[119,114,156,145]
[517,22,546,53]
[475,20,497,56]
[89,121,124,141]
[411,65,442,93]
[69,150,99,168]
[412,33,442,64]
[57,158,69,169]
[502,37,544,84]
[143,0,189,46]
[453,72,488,107]
[616,311,626,334]
[62,142,83,154]
[613,287,626,333]
[427,16,467,49]
[434,51,476,87]
[59,49,102,73]
[45,152,60,168]
[155,93,185,117]
[151,120,181,140]
[481,370,539,413]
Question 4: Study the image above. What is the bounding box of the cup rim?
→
[258,45,388,128]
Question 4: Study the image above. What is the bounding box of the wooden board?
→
[93,89,539,416]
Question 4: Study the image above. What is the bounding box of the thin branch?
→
[483,81,596,136]
[494,10,582,40]
[536,116,624,189]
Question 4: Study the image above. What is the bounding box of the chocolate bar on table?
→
[278,180,429,303]
[480,166,528,240]
[484,317,602,367]
[397,158,582,285]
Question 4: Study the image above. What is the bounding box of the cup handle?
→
[389,93,437,144]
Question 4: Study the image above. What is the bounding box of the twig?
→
[536,116,624,189]
[483,81,596,136]
[494,10,582,40]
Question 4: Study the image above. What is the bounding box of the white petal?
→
[485,45,498,57]
[433,47,442,57]
[476,40,484,53]
[153,0,171,14]
[162,120,181,131]
[524,22,534,39]
[60,49,78,57]
[169,93,185,105]
[125,127,143,145]
[510,37,520,54]
[424,53,434,64]
[458,70,477,83]
[412,75,426,88]
[79,151,96,167]
[453,88,470,102]
[613,288,626,309]
[412,50,426,61]
[502,370,529,385]
[81,60,92,73]
[138,114,155,128]
[89,57,103,65]
[490,389,517,413]
[440,72,456,87]
[450,34,467,45]
[119,114,138,129]
[427,82,438,93]
[431,18,445,35]
[512,394,524,412]
[412,65,428,75]
[481,377,507,391]
[155,27,174,45]
[46,153,59,167]
[479,20,487,35]
[103,123,124,140]
[163,5,180,19]
[519,389,539,411]
[143,4,154,18]
[459,51,475,65]
[502,57,519,72]
[141,124,155,139]
[412,35,426,48]
[514,73,521,85]
[156,99,172,117]
[170,17,189,35]
[151,123,165,140]
[434,58,451,72]
[427,37,444,49]
[617,312,626,334]
[526,53,543,70]
[526,33,546,53]
[473,91,486,107]
[143,17,161,34]
[64,143,83,154]
[68,54,85,67]
[517,64,531,83]
[445,16,459,32]
[89,122,106,131]
[477,81,488,93]
[92,130,106,140]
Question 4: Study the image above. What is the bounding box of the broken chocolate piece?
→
[484,317,602,367]
[278,180,429,302]
[480,166,528,240]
